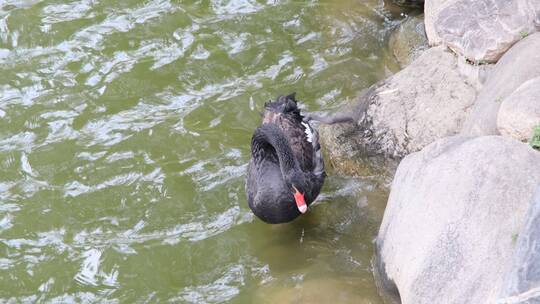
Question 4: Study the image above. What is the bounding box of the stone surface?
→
[319,46,475,169]
[499,187,540,304]
[389,15,429,68]
[456,56,494,91]
[462,33,540,136]
[424,0,453,45]
[375,136,540,304]
[318,117,397,183]
[425,0,540,62]
[497,77,540,142]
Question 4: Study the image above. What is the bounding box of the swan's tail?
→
[263,93,300,115]
[302,111,355,124]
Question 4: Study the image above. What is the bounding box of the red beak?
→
[293,186,307,214]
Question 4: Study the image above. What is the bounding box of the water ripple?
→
[41,0,95,24]
[0,132,36,153]
[172,264,244,303]
[211,0,264,16]
[0,214,13,233]
[73,0,175,50]
[64,168,164,197]
[74,249,120,289]
[79,92,198,146]
[70,206,250,251]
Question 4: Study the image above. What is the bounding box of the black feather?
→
[245,94,325,223]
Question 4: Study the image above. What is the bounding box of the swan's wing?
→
[262,111,314,172]
[286,119,314,172]
[304,123,325,203]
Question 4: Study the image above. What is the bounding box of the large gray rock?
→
[497,77,540,142]
[319,46,475,171]
[425,0,540,62]
[499,187,540,304]
[462,33,540,136]
[375,136,540,304]
[389,15,429,68]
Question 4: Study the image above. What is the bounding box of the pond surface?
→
[0,0,416,302]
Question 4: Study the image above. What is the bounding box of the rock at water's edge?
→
[319,46,475,174]
[375,136,540,304]
[318,115,398,182]
[389,15,429,68]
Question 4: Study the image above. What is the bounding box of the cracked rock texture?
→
[425,0,540,62]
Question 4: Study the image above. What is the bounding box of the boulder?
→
[497,77,540,142]
[424,0,453,46]
[319,46,475,173]
[499,187,540,304]
[462,33,540,136]
[425,0,540,62]
[389,15,429,68]
[375,136,540,304]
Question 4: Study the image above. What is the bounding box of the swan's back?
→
[261,94,317,173]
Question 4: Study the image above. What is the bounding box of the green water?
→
[0,1,414,302]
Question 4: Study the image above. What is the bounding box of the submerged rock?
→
[253,277,380,304]
[425,0,540,62]
[389,15,429,68]
[319,46,475,174]
[462,32,540,136]
[497,77,540,142]
[375,136,540,304]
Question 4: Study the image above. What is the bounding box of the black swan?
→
[246,93,326,223]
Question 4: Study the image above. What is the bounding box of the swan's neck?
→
[251,123,299,178]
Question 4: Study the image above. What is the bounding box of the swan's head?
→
[264,93,299,114]
[292,185,307,214]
